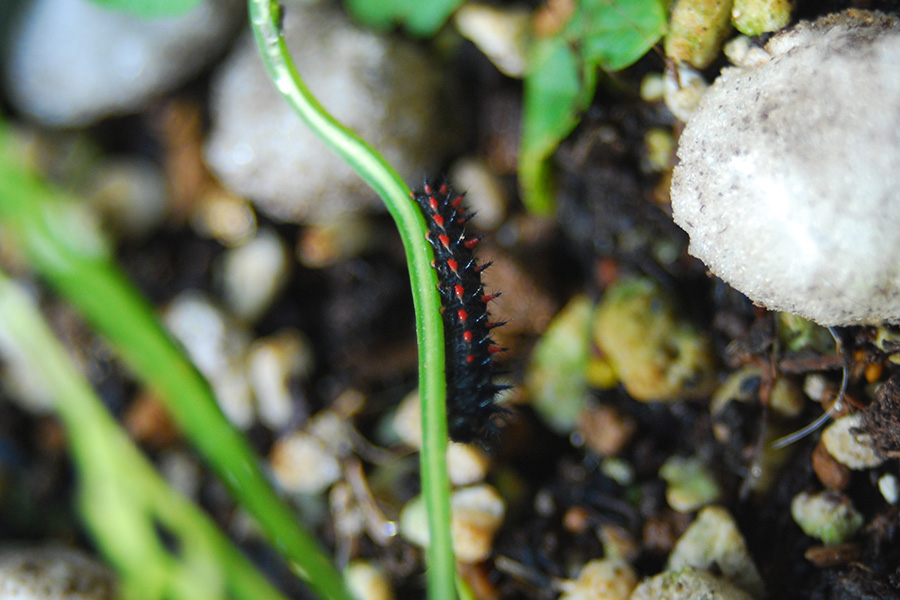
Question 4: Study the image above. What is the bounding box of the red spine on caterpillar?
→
[412,178,510,446]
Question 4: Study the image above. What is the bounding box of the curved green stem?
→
[247,1,455,598]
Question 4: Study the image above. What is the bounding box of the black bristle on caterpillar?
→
[412,178,510,447]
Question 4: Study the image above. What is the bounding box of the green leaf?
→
[343,0,465,37]
[518,0,666,214]
[87,0,202,17]
[575,0,667,71]
[519,36,597,215]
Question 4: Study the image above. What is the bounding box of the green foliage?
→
[520,0,667,214]
[87,0,202,17]
[343,0,465,36]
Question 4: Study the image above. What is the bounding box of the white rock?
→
[630,568,754,600]
[204,0,463,223]
[0,545,116,599]
[821,413,884,470]
[667,506,765,599]
[218,228,289,322]
[247,329,313,430]
[163,291,254,428]
[671,10,900,326]
[270,431,341,495]
[5,0,242,126]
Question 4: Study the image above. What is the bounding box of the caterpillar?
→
[412,179,509,447]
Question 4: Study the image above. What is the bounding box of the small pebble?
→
[0,545,116,600]
[821,413,885,470]
[663,65,708,122]
[631,567,754,600]
[400,484,506,564]
[879,473,899,504]
[667,506,765,599]
[811,440,851,491]
[557,557,638,600]
[86,157,168,240]
[659,456,721,513]
[190,189,257,246]
[446,442,491,487]
[577,404,636,457]
[247,329,314,430]
[270,431,342,495]
[791,491,863,545]
[454,3,529,78]
[163,291,254,428]
[450,484,506,563]
[593,278,716,402]
[296,215,375,269]
[219,229,289,323]
[448,157,508,230]
[345,560,395,600]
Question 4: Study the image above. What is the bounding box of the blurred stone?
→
[0,545,116,599]
[205,0,465,223]
[5,0,242,126]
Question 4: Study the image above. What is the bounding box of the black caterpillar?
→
[412,180,509,446]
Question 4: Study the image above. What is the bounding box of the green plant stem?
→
[246,1,456,597]
[0,127,350,600]
[0,269,286,600]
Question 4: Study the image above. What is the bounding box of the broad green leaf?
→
[519,0,667,214]
[343,0,465,37]
[88,0,202,17]
[519,36,597,215]
[574,0,667,71]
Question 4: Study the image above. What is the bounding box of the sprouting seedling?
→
[771,327,848,450]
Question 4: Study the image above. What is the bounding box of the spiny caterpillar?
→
[412,179,509,446]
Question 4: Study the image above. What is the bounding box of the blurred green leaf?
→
[87,0,202,17]
[576,0,667,71]
[343,0,464,36]
[519,0,666,214]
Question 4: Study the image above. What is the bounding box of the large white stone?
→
[671,10,900,326]
[4,0,242,126]
[204,0,465,223]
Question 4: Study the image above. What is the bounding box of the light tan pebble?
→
[399,484,506,563]
[821,413,884,469]
[345,560,395,600]
[247,329,314,430]
[450,484,506,563]
[722,36,772,68]
[219,228,289,322]
[454,3,529,78]
[190,189,257,246]
[448,158,508,230]
[558,558,637,600]
[391,390,423,448]
[446,442,491,486]
[296,215,375,268]
[731,0,792,35]
[0,545,116,600]
[667,506,765,599]
[663,64,708,122]
[270,431,341,495]
[630,567,755,600]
